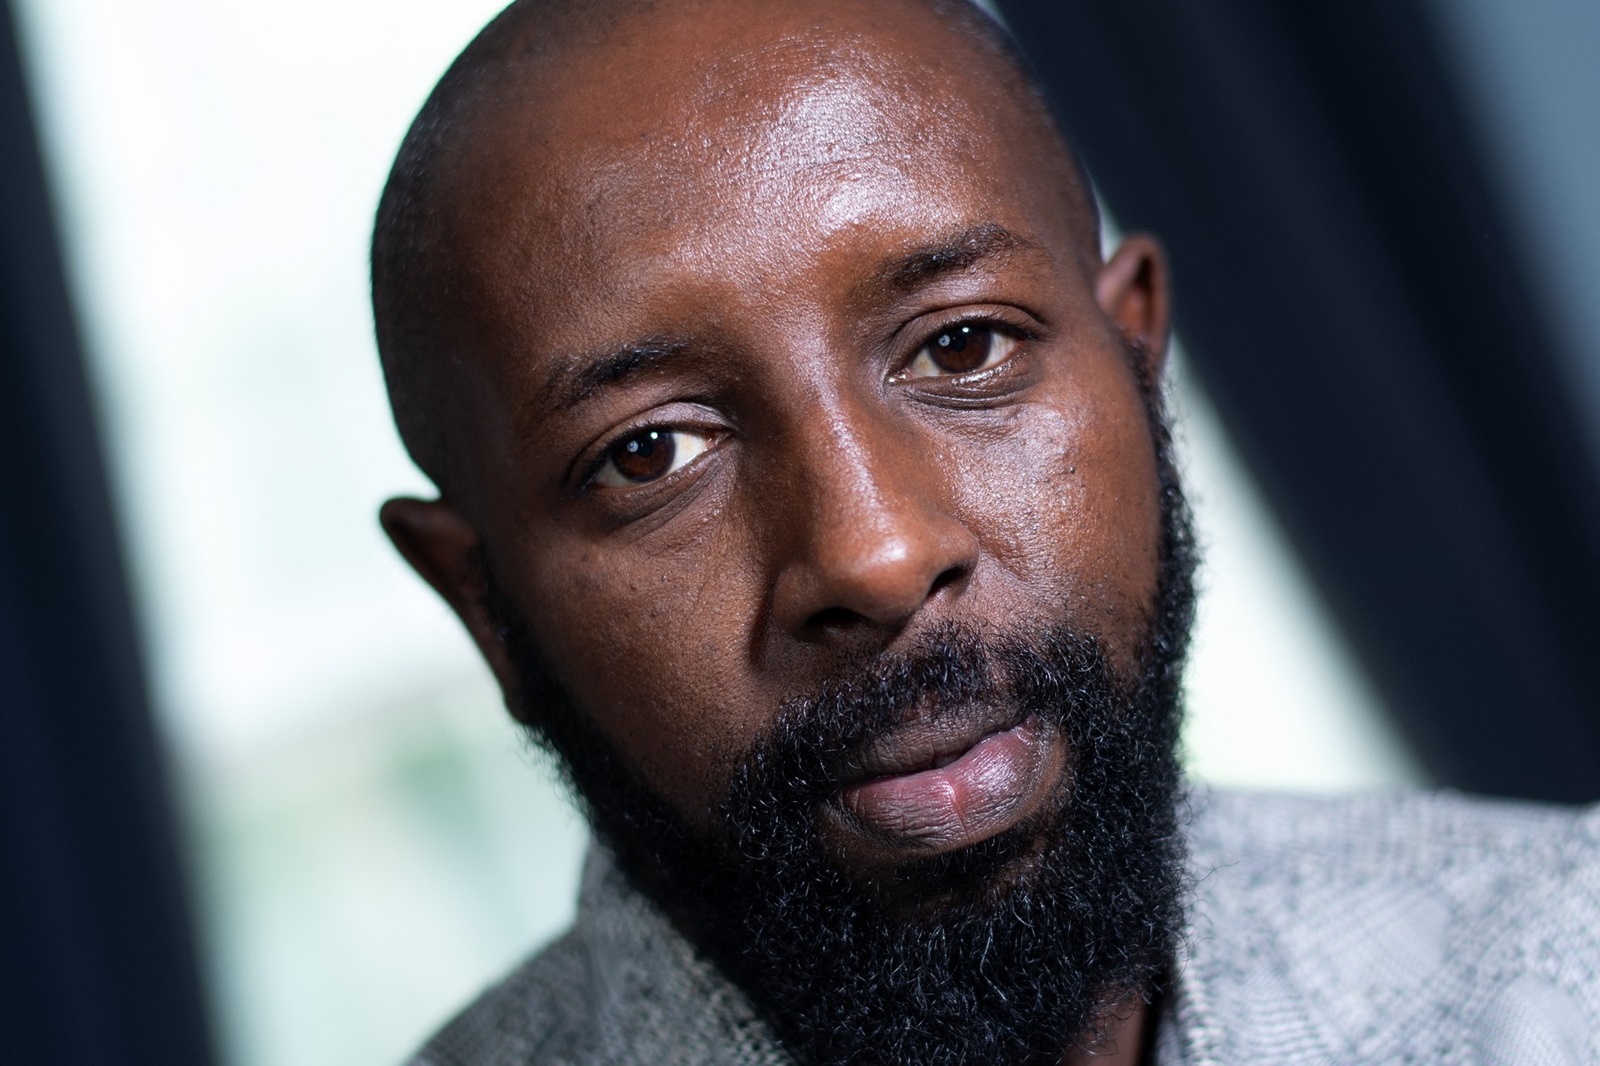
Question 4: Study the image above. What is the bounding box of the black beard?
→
[485,370,1197,1065]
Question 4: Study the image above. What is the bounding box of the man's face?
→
[425,0,1166,842]
[382,0,1189,1059]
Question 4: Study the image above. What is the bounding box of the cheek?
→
[951,365,1161,653]
[517,507,769,814]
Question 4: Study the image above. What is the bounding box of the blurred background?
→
[0,0,1594,1064]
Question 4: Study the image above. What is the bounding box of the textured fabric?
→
[407,790,1600,1064]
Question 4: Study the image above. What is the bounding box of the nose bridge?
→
[769,391,977,637]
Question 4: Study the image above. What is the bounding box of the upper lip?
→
[838,703,1025,785]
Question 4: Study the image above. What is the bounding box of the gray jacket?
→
[408,790,1600,1064]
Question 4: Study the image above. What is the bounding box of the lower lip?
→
[837,718,1062,856]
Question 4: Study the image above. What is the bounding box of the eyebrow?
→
[544,337,696,412]
[869,222,1045,295]
[541,223,1045,413]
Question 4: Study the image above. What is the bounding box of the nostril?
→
[929,564,968,599]
[801,564,969,637]
[806,605,864,632]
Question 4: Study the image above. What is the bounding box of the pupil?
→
[931,325,988,373]
[614,430,675,482]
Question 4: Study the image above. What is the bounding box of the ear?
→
[379,497,521,709]
[1095,233,1172,382]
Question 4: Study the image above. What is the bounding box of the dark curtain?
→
[0,0,217,1061]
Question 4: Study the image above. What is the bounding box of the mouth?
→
[828,710,1067,862]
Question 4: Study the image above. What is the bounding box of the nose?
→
[767,416,979,643]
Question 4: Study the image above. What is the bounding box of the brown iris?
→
[926,324,995,373]
[610,429,675,483]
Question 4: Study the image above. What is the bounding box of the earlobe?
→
[379,497,521,709]
[1095,234,1172,380]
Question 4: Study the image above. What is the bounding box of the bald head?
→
[370,0,1097,495]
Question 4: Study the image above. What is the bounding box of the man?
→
[371,0,1600,1062]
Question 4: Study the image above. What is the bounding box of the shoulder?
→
[1184,788,1600,975]
[1175,789,1600,1062]
[1187,787,1600,880]
[404,930,599,1066]
[1184,788,1600,964]
[402,848,791,1066]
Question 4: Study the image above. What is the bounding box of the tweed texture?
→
[408,789,1600,1064]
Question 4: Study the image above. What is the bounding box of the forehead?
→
[443,0,1083,340]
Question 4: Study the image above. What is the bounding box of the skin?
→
[380,1,1172,1060]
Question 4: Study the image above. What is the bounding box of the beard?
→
[485,371,1198,1064]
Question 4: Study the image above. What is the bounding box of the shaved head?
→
[371,0,1096,496]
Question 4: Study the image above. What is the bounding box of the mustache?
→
[720,621,1123,816]
[760,624,999,794]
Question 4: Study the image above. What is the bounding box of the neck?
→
[1062,999,1149,1066]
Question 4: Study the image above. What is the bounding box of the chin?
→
[614,623,1187,1066]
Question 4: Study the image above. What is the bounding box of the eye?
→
[901,323,1020,379]
[592,428,714,488]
